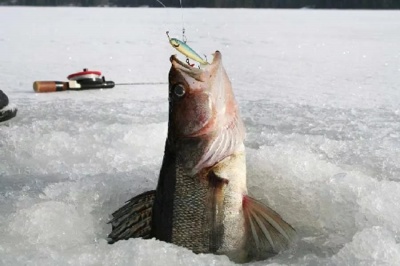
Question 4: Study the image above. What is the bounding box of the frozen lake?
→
[1,7,400,265]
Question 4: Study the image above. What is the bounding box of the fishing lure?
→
[166,31,208,65]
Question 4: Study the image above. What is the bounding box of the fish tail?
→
[242,195,296,259]
[108,190,155,244]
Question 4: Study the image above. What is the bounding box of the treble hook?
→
[186,58,195,67]
[182,28,187,43]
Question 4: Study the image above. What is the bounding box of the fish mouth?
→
[169,51,222,80]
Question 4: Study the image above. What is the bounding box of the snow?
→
[1,7,400,265]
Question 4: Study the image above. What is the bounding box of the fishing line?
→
[155,0,188,43]
[156,0,166,8]
[156,0,187,42]
[180,0,187,43]
[159,0,208,66]
[116,82,167,86]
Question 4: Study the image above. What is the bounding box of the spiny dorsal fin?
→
[108,190,155,244]
[242,195,296,258]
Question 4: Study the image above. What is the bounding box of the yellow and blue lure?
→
[166,31,208,65]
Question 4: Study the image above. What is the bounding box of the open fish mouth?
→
[169,51,222,78]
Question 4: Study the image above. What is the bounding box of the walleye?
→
[108,51,295,262]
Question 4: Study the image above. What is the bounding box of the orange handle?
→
[33,81,68,93]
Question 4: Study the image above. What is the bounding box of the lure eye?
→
[173,84,185,98]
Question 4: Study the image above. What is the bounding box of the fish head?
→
[168,51,240,139]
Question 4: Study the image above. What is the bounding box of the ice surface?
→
[1,7,400,266]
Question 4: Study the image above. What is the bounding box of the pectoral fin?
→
[108,190,155,244]
[193,114,245,174]
[207,170,229,252]
[242,195,295,258]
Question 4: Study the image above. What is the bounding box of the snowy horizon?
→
[1,7,400,265]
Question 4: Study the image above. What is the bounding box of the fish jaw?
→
[169,51,241,137]
[168,51,245,173]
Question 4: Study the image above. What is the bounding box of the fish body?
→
[108,51,295,262]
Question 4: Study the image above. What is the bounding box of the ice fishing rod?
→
[33,69,167,93]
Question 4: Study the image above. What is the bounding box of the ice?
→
[1,7,400,266]
[331,227,400,265]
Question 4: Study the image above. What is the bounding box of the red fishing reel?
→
[67,69,102,80]
[33,68,115,93]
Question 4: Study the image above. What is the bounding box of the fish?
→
[108,51,295,263]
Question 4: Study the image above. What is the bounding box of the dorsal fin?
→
[108,190,155,244]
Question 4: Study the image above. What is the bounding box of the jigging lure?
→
[166,31,208,65]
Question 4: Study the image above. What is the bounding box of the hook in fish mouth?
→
[170,51,222,78]
[170,51,221,68]
[170,54,192,70]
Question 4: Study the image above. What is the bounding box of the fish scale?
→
[172,164,212,252]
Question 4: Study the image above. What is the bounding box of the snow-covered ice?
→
[1,7,400,265]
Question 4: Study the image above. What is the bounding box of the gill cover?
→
[168,51,245,173]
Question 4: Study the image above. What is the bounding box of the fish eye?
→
[173,84,185,97]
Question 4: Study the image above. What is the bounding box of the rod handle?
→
[33,81,68,93]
